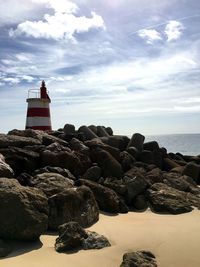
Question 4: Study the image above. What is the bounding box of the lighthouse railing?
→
[27,89,49,99]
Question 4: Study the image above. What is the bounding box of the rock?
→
[143,141,160,151]
[17,172,33,186]
[163,172,200,196]
[183,162,200,183]
[105,127,113,136]
[145,168,163,186]
[0,133,41,148]
[0,178,48,240]
[101,135,130,151]
[127,146,139,159]
[123,175,148,205]
[139,150,154,164]
[82,165,101,181]
[69,138,89,154]
[90,147,123,178]
[55,222,110,253]
[63,124,76,135]
[103,177,127,195]
[76,179,128,213]
[97,126,110,137]
[88,125,98,135]
[147,183,195,214]
[127,133,145,152]
[0,239,12,258]
[0,154,14,178]
[163,157,180,171]
[0,146,40,176]
[125,166,146,178]
[78,126,98,140]
[42,134,68,147]
[30,172,74,197]
[48,185,99,229]
[55,222,87,252]
[41,143,85,176]
[120,251,157,267]
[133,195,148,211]
[82,230,111,250]
[120,151,135,171]
[33,166,76,180]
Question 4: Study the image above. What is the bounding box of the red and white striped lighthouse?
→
[25,81,52,131]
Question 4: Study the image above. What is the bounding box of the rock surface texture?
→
[120,251,157,267]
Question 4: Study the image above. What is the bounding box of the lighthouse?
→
[25,81,52,131]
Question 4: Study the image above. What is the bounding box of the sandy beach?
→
[2,209,200,267]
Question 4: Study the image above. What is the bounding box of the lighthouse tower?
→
[25,81,52,131]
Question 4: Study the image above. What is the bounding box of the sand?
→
[2,209,200,267]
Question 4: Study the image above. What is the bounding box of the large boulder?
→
[90,147,123,178]
[0,239,12,258]
[48,185,99,229]
[147,183,200,214]
[63,124,76,135]
[30,172,74,197]
[55,222,87,252]
[82,165,101,181]
[97,126,110,137]
[0,178,48,240]
[0,154,14,178]
[0,133,41,148]
[41,143,86,176]
[33,166,76,180]
[55,222,110,252]
[78,126,98,140]
[123,175,148,205]
[101,135,130,151]
[76,179,128,213]
[120,251,157,267]
[0,146,41,176]
[183,162,200,183]
[127,133,145,152]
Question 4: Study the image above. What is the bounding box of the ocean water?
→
[145,134,200,156]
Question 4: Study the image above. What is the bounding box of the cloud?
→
[138,29,162,44]
[165,20,184,42]
[9,0,105,41]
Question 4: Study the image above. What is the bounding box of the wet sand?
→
[2,209,200,267]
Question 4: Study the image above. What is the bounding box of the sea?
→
[145,133,200,156]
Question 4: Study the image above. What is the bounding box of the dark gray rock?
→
[55,222,110,253]
[147,183,196,214]
[127,133,145,152]
[123,175,148,205]
[0,154,14,178]
[145,168,163,186]
[82,230,111,250]
[55,222,87,252]
[0,146,40,176]
[88,125,98,135]
[78,126,98,140]
[101,135,130,151]
[90,147,123,178]
[63,124,76,135]
[0,133,41,148]
[0,239,12,258]
[127,147,139,159]
[120,151,135,171]
[69,138,89,154]
[97,126,110,137]
[139,150,154,164]
[120,251,157,267]
[163,157,180,171]
[33,166,76,180]
[183,162,200,183]
[30,172,74,197]
[133,195,148,211]
[143,141,159,151]
[48,185,99,229]
[103,177,127,195]
[82,165,101,181]
[76,179,128,213]
[0,178,48,240]
[105,127,113,136]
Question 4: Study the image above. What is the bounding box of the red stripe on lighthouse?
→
[27,108,50,117]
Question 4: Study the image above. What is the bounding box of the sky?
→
[0,0,200,135]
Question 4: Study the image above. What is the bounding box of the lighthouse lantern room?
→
[25,81,52,131]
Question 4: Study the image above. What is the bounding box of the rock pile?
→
[0,125,200,258]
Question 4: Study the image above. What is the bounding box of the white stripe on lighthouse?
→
[26,117,51,127]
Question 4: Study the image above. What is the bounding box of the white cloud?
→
[165,20,184,42]
[2,77,21,84]
[138,29,162,44]
[22,75,35,82]
[9,0,105,41]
